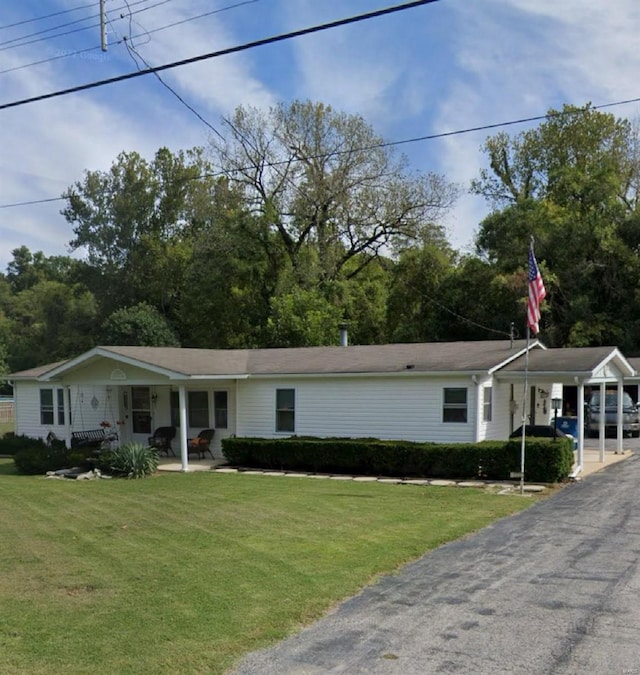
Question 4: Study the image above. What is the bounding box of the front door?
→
[118,387,152,445]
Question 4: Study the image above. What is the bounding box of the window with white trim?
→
[443,388,468,423]
[40,389,54,425]
[188,391,209,428]
[483,386,492,422]
[276,389,295,432]
[214,391,228,429]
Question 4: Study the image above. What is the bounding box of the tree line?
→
[2,100,640,378]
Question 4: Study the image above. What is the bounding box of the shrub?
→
[14,437,71,475]
[109,443,159,479]
[222,436,574,483]
[1,433,45,457]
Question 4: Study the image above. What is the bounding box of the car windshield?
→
[589,392,635,408]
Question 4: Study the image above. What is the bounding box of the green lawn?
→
[0,459,536,674]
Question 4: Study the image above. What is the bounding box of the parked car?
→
[510,424,570,440]
[585,391,640,437]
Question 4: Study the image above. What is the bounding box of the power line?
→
[0,0,169,52]
[2,96,640,210]
[0,0,258,76]
[0,1,101,31]
[0,0,440,111]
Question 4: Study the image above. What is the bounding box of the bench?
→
[71,429,111,450]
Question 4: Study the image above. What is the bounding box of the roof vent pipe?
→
[339,323,348,347]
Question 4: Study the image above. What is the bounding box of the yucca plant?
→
[109,442,159,479]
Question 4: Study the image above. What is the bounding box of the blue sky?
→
[1,0,640,272]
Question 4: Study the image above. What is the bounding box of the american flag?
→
[527,244,546,334]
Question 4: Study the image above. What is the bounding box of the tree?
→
[99,303,179,347]
[472,104,640,349]
[210,100,458,285]
[61,147,220,316]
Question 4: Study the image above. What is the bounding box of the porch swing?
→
[69,387,118,450]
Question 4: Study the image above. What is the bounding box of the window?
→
[276,389,295,432]
[40,389,54,425]
[57,388,65,425]
[483,386,492,422]
[170,391,180,427]
[131,386,151,434]
[188,391,209,428]
[214,391,228,429]
[443,387,467,423]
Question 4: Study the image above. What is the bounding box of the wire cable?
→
[2,96,639,210]
[0,0,440,110]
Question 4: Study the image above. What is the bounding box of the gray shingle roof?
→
[498,346,622,374]
[69,340,531,378]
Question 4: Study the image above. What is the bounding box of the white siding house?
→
[8,340,637,475]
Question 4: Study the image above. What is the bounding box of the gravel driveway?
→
[233,452,640,674]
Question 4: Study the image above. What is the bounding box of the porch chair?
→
[148,426,177,457]
[187,429,215,460]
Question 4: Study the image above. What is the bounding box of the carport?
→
[496,346,636,475]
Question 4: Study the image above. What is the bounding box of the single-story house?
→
[7,339,637,475]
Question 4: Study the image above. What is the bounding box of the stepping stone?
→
[377,478,402,484]
[430,479,457,487]
[215,468,238,473]
[284,473,309,478]
[262,471,285,477]
[457,481,486,488]
[239,470,263,475]
[353,476,377,482]
[308,474,330,479]
[329,475,353,480]
[403,479,430,486]
[522,484,546,493]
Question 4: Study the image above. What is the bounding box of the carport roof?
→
[497,346,635,378]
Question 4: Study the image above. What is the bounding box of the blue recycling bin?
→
[556,416,579,448]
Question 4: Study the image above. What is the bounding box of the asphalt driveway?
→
[233,453,640,674]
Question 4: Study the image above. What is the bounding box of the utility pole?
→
[100,0,107,52]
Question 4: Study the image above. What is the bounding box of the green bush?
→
[222,436,574,483]
[14,437,72,475]
[1,433,40,457]
[109,443,159,479]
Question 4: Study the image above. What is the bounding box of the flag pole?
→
[520,325,530,495]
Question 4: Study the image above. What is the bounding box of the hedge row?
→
[221,436,574,483]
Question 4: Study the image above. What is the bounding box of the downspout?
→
[178,385,189,472]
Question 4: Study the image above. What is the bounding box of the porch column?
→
[178,385,189,472]
[576,381,585,474]
[616,377,624,455]
[64,385,71,447]
[599,382,606,462]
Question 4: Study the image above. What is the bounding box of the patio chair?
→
[187,428,215,460]
[148,426,177,457]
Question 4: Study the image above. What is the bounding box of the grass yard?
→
[0,459,537,674]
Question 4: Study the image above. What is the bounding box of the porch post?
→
[616,377,624,455]
[599,382,606,462]
[576,382,585,474]
[178,385,188,472]
[64,385,72,447]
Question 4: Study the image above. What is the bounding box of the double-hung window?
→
[188,391,209,428]
[443,388,468,423]
[483,386,492,422]
[214,391,228,429]
[40,389,54,425]
[276,389,295,432]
